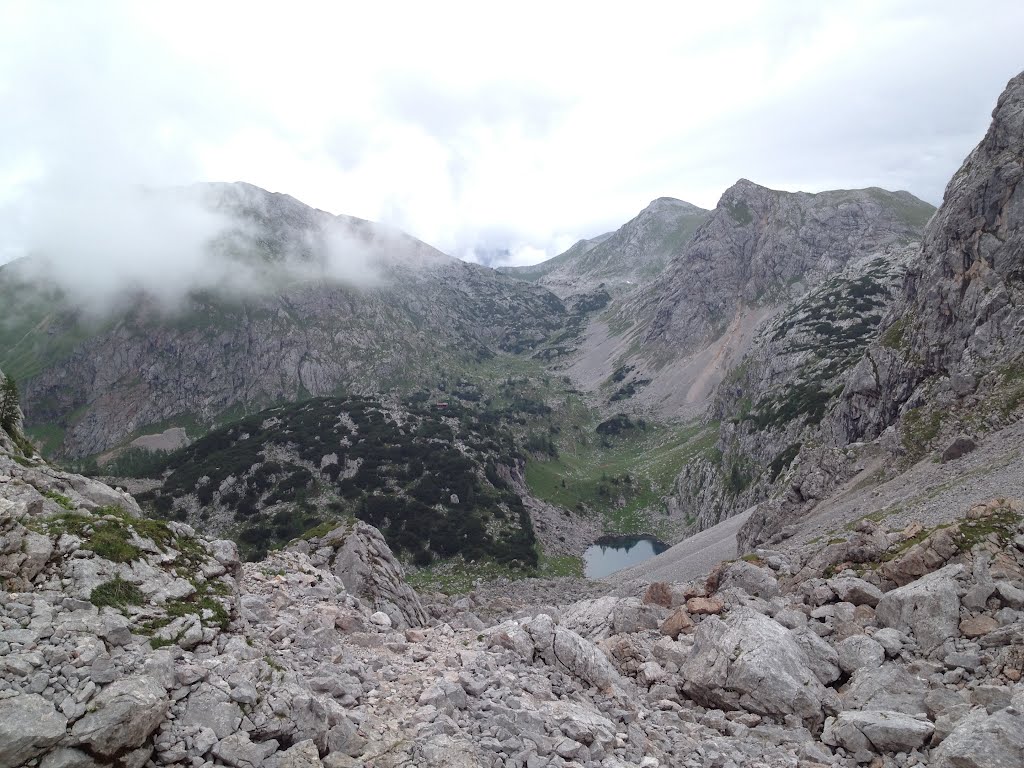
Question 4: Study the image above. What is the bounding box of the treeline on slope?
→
[128,395,540,565]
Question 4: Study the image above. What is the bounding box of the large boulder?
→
[70,675,169,757]
[715,560,780,599]
[680,607,839,727]
[931,695,1024,768]
[875,565,962,653]
[491,614,624,692]
[828,575,884,607]
[880,527,959,586]
[0,694,68,768]
[840,664,930,716]
[822,710,934,754]
[313,522,427,628]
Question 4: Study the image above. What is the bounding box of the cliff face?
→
[831,71,1024,446]
[1,184,568,457]
[738,71,1024,550]
[625,182,934,360]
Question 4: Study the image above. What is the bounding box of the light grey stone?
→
[823,710,934,753]
[876,566,962,653]
[70,675,168,758]
[681,607,838,728]
[0,694,68,768]
[836,635,885,674]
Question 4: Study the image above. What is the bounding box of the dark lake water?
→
[583,535,670,578]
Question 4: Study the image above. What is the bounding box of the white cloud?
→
[1,0,1022,270]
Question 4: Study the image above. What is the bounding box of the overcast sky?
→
[2,1,1023,268]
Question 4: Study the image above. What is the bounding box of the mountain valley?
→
[1,64,1023,768]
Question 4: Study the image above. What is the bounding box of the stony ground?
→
[2,441,1023,768]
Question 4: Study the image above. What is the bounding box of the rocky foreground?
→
[1,446,1023,768]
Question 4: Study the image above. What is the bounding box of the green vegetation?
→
[42,490,75,511]
[525,420,717,536]
[767,443,802,482]
[953,504,1021,552]
[90,577,144,610]
[407,550,584,595]
[879,317,908,350]
[725,201,754,225]
[130,395,539,565]
[35,505,177,564]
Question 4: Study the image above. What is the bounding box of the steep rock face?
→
[626,182,933,359]
[1,183,567,457]
[832,70,1024,446]
[505,197,710,296]
[296,520,428,629]
[558,181,933,422]
[739,70,1024,549]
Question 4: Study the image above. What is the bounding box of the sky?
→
[1,1,1023,269]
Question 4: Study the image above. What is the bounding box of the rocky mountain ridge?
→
[729,70,1024,552]
[502,197,710,298]
[1,184,569,458]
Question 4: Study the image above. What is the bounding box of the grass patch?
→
[164,595,231,631]
[407,556,538,595]
[88,526,142,563]
[879,317,908,350]
[525,420,716,535]
[90,577,144,610]
[42,490,75,511]
[953,505,1021,552]
[538,553,585,578]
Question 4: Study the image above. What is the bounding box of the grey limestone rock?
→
[0,694,68,768]
[681,607,839,727]
[875,565,963,653]
[70,676,169,758]
[931,694,1024,768]
[315,521,427,629]
[822,710,934,754]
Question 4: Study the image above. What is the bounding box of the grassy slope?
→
[525,418,719,538]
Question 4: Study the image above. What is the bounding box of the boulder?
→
[680,607,838,727]
[791,626,841,684]
[686,596,724,615]
[0,694,68,768]
[836,635,885,674]
[960,615,1000,638]
[642,582,673,607]
[822,710,934,754]
[875,565,962,652]
[828,575,884,607]
[931,697,1024,768]
[880,529,960,586]
[941,436,977,463]
[515,614,624,691]
[70,676,168,757]
[212,732,280,768]
[841,664,930,716]
[660,608,694,639]
[267,740,323,768]
[715,560,780,599]
[319,522,427,628]
[558,596,619,640]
